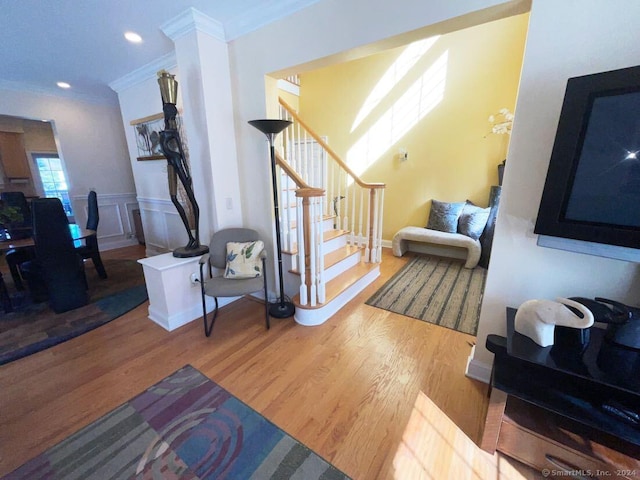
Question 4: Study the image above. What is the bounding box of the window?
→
[32,154,74,216]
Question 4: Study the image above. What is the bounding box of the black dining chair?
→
[75,191,107,279]
[2,191,35,290]
[21,198,88,313]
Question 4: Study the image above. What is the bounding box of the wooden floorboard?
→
[0,245,540,479]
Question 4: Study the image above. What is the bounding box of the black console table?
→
[481,308,640,478]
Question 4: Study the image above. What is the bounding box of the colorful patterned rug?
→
[0,259,147,365]
[4,365,350,480]
[366,255,487,335]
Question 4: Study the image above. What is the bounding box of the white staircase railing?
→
[276,97,385,308]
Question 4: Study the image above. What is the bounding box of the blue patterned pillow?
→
[224,241,264,279]
[426,200,465,233]
[457,203,490,240]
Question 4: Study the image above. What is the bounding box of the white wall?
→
[471,0,640,376]
[228,0,526,294]
[0,88,139,250]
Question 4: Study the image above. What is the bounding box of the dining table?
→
[0,224,96,312]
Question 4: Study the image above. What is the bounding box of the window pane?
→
[39,171,54,183]
[36,158,50,169]
[49,158,63,170]
[53,171,66,183]
[33,155,74,216]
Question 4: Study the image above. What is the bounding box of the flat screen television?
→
[534,65,640,260]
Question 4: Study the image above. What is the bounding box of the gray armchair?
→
[199,228,269,337]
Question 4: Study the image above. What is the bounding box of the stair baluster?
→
[296,194,307,305]
[316,195,326,304]
[358,188,364,248]
[376,189,385,263]
[308,194,317,307]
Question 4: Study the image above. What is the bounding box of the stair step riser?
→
[285,247,361,282]
[283,230,349,256]
[294,265,380,326]
[322,250,361,283]
[284,216,336,235]
[323,234,347,254]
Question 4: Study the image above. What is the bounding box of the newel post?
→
[296,187,324,305]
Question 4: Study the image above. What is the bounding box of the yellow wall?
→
[298,14,529,240]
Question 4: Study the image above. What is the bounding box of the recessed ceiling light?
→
[57,82,71,89]
[124,31,143,43]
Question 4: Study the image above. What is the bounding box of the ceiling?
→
[0,0,320,104]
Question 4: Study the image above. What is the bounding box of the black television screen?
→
[534,65,640,252]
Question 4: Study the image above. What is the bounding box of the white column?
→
[161,8,243,244]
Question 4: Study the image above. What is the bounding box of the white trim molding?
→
[0,79,117,106]
[161,8,225,42]
[136,196,196,257]
[109,52,177,94]
[465,345,492,384]
[224,0,322,41]
[72,192,139,251]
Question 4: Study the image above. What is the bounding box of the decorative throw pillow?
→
[224,240,264,279]
[426,200,466,233]
[458,203,491,240]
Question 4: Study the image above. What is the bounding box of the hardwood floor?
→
[0,246,540,479]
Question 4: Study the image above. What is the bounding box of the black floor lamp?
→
[249,119,295,319]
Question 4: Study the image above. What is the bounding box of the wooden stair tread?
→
[288,244,361,273]
[325,229,349,241]
[292,261,379,309]
[282,229,349,255]
[325,245,360,268]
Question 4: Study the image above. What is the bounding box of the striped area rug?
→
[5,365,349,480]
[366,255,487,336]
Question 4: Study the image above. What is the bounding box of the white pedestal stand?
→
[138,253,234,332]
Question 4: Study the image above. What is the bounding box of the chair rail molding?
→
[136,195,200,257]
[72,192,138,251]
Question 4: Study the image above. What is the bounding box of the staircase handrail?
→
[276,95,386,314]
[279,97,385,190]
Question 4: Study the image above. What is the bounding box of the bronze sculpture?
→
[157,70,208,258]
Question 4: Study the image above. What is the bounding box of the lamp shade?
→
[157,71,178,105]
[248,119,292,136]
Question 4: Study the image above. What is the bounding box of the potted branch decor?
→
[0,201,23,241]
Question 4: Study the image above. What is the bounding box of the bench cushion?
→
[392,226,481,268]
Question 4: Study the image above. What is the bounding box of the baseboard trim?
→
[147,296,237,332]
[101,238,140,251]
[465,348,492,384]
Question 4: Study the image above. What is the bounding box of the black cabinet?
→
[481,309,640,477]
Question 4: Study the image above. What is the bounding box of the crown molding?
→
[109,52,177,94]
[0,79,117,106]
[224,0,322,41]
[161,7,225,42]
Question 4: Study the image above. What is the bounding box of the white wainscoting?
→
[72,192,140,251]
[136,196,192,257]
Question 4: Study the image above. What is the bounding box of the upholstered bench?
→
[392,226,481,269]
